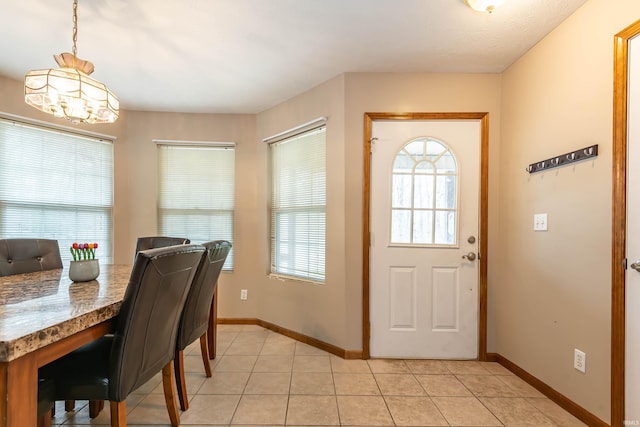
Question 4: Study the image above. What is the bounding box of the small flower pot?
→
[69,259,100,282]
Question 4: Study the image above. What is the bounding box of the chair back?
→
[176,240,232,351]
[0,238,63,276]
[109,244,204,400]
[134,237,190,254]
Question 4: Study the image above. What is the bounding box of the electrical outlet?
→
[240,289,248,300]
[574,349,586,373]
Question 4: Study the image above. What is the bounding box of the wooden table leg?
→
[207,286,218,359]
[0,353,38,427]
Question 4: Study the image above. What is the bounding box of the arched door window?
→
[391,138,458,245]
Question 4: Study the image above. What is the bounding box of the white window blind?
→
[0,117,114,263]
[157,143,235,270]
[270,125,326,282]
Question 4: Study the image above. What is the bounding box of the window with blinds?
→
[0,117,114,263]
[269,124,326,282]
[157,143,235,270]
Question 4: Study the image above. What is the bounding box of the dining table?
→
[0,264,131,427]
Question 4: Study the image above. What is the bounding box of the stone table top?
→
[0,264,131,362]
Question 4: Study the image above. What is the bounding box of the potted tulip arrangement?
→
[69,242,100,282]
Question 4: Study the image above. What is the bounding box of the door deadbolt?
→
[631,261,640,272]
[467,236,476,244]
[462,252,476,261]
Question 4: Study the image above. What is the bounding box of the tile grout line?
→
[408,364,453,427]
[225,328,253,426]
[328,356,341,426]
[452,369,564,427]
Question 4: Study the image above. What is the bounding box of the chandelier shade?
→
[25,62,119,124]
[23,0,118,124]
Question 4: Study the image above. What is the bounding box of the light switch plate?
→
[534,213,548,231]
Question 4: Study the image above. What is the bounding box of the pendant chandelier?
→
[24,0,119,124]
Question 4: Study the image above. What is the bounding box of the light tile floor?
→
[51,324,587,426]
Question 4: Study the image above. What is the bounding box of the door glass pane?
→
[393,152,414,172]
[436,152,456,173]
[435,175,457,209]
[414,175,434,208]
[434,211,456,244]
[391,209,412,243]
[426,140,445,162]
[392,175,412,208]
[415,161,434,174]
[413,210,434,244]
[405,140,426,157]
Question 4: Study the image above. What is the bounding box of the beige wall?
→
[255,76,350,348]
[498,0,640,421]
[119,110,257,318]
[248,73,500,350]
[343,73,503,349]
[251,73,502,350]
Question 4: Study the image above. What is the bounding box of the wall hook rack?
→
[526,144,598,174]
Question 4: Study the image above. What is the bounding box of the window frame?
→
[0,114,115,263]
[155,140,236,270]
[266,119,327,283]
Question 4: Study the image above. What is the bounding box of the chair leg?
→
[89,400,105,418]
[64,400,75,411]
[174,349,189,411]
[163,361,181,427]
[207,288,218,359]
[110,400,126,427]
[37,408,53,427]
[199,333,212,377]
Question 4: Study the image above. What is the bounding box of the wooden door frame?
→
[362,112,489,360]
[612,19,640,427]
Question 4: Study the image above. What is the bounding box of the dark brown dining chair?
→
[39,244,205,427]
[63,235,193,416]
[0,238,65,423]
[134,236,190,254]
[174,240,231,411]
[63,235,192,415]
[0,238,62,276]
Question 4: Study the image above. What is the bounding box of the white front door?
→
[370,120,481,359]
[626,33,640,425]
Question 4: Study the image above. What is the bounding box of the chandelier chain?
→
[72,0,78,56]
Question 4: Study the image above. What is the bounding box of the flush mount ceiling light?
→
[24,0,118,124]
[465,0,506,13]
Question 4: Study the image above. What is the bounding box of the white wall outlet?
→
[240,289,248,300]
[534,213,548,231]
[574,348,586,373]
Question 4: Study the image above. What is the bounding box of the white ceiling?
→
[0,0,588,114]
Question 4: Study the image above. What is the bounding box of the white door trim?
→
[362,112,489,360]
